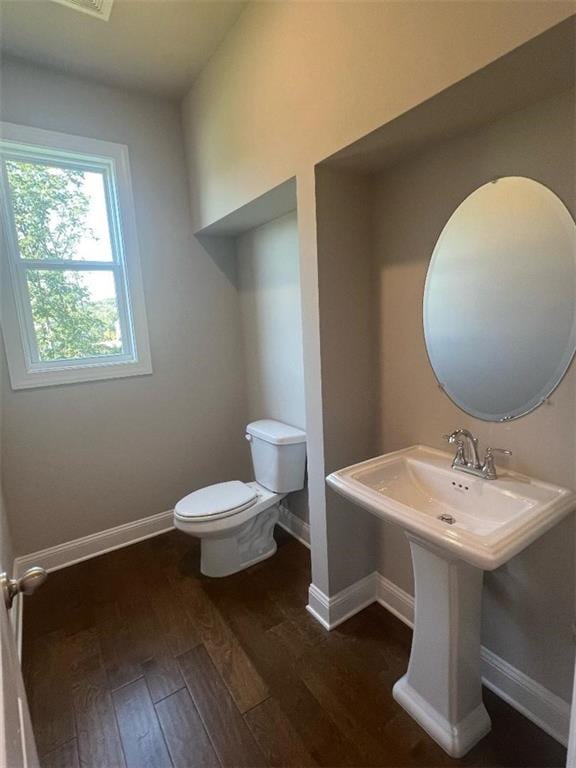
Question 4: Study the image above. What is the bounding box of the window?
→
[0,123,151,388]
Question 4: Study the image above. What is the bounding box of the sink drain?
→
[438,513,456,525]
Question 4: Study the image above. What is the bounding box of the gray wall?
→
[182,1,573,230]
[316,167,381,593]
[237,211,305,431]
[236,211,308,523]
[0,58,250,554]
[373,89,575,700]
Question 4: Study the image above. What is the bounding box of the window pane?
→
[5,160,114,261]
[26,269,125,362]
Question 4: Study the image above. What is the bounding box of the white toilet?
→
[174,419,307,577]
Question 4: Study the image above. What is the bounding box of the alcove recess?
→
[193,178,309,526]
[313,15,576,712]
[193,176,297,272]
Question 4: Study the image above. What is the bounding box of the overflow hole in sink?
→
[438,513,456,525]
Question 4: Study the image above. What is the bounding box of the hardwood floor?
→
[23,528,567,768]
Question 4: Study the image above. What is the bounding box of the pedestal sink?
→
[326,445,575,757]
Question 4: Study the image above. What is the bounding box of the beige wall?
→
[316,167,380,592]
[182,0,574,230]
[373,89,575,700]
[0,469,12,573]
[236,210,308,522]
[237,211,305,430]
[0,58,250,554]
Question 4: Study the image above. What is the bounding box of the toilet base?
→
[200,505,279,577]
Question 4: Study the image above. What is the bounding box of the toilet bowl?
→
[174,420,306,577]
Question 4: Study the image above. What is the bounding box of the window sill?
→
[8,358,153,390]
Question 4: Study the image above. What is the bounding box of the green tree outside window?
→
[5,161,123,361]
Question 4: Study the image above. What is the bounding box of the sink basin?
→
[327,445,575,570]
[326,445,575,757]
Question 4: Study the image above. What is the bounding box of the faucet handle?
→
[443,433,466,465]
[485,447,512,458]
[482,446,512,479]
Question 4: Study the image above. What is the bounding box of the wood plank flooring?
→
[23,528,567,768]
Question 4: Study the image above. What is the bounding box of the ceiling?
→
[0,0,247,98]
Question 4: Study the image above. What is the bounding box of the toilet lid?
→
[175,481,258,520]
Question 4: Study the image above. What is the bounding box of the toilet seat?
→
[174,480,258,522]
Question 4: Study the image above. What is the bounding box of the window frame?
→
[0,122,152,389]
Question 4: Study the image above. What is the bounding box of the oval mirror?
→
[423,177,576,422]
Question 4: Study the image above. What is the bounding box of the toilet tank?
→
[245,420,306,494]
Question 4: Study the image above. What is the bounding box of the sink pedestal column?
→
[393,535,491,757]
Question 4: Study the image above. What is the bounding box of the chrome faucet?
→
[443,428,511,480]
[444,428,481,469]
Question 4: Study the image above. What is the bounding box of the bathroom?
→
[0,2,575,767]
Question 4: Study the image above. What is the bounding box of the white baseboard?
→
[480,646,570,748]
[307,572,571,747]
[16,502,311,577]
[277,503,310,549]
[306,583,332,630]
[16,503,310,577]
[14,510,174,576]
[375,573,415,627]
[307,572,377,630]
